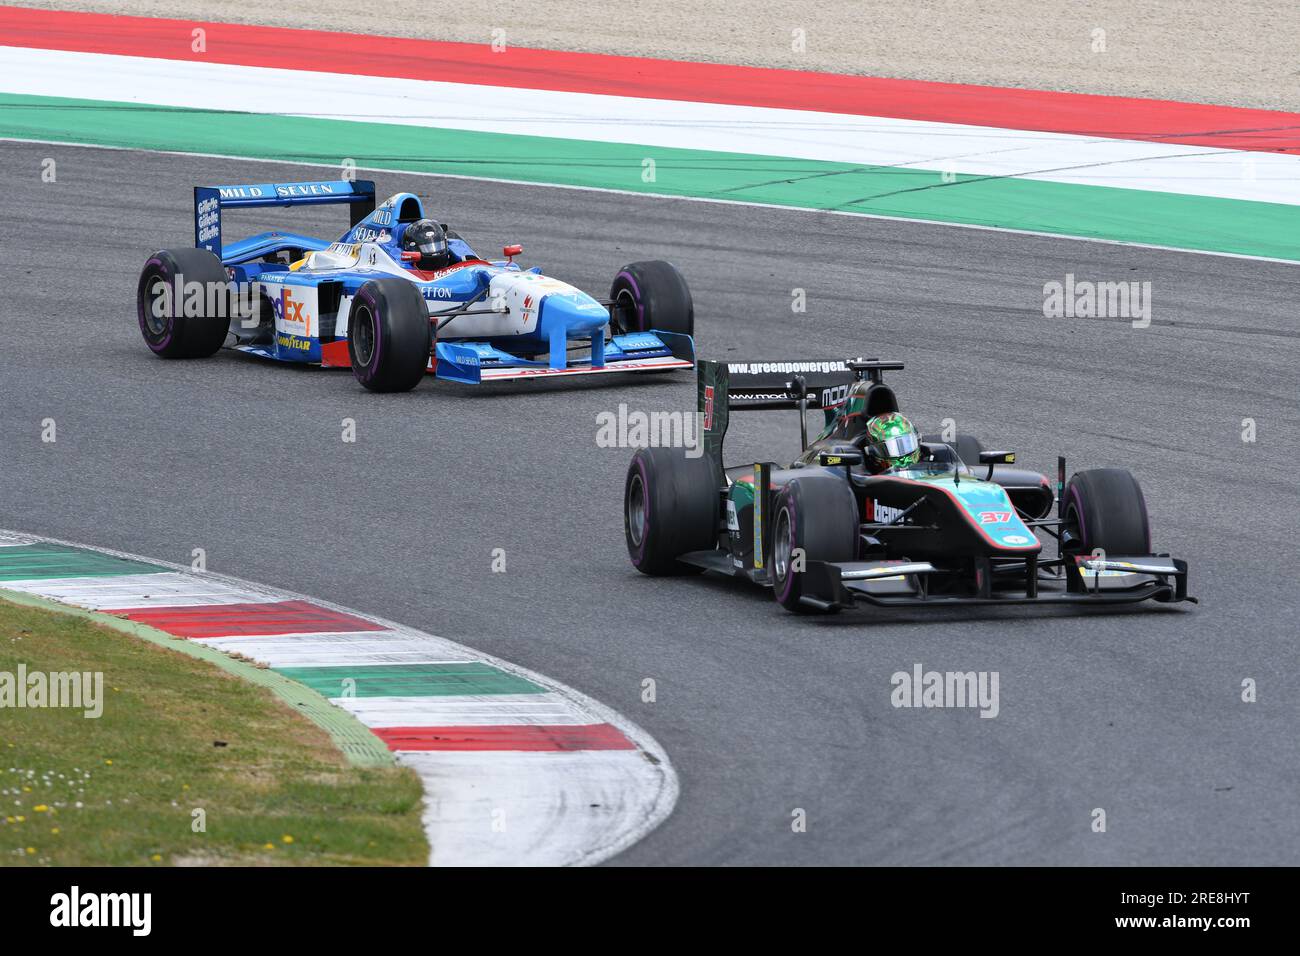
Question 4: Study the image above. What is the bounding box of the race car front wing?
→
[794,554,1193,611]
[433,331,695,384]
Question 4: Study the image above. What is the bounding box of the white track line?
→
[4,137,1296,265]
[0,530,679,866]
[5,46,1298,204]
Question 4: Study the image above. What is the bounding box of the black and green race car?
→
[623,358,1193,613]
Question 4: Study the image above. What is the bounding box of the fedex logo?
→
[273,287,310,336]
[978,511,1013,524]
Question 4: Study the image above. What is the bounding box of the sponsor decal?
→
[820,382,850,408]
[196,197,220,244]
[273,287,311,336]
[703,384,715,430]
[419,286,456,300]
[727,360,849,375]
[871,500,910,524]
[485,358,690,377]
[276,183,335,197]
[1077,557,1168,576]
[429,263,479,280]
[1002,534,1032,545]
[276,333,312,352]
[370,209,392,226]
[218,185,266,200]
[350,226,388,243]
[726,498,739,531]
[520,293,536,324]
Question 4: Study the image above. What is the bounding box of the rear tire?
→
[770,476,859,613]
[348,278,432,392]
[609,261,693,337]
[922,432,984,468]
[1063,468,1152,555]
[624,447,720,575]
[136,248,231,358]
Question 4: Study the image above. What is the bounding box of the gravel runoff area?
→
[11,0,1298,111]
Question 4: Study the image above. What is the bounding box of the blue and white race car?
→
[136,179,695,391]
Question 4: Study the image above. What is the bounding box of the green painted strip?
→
[274,662,545,698]
[0,543,165,581]
[2,94,1296,261]
[0,589,395,767]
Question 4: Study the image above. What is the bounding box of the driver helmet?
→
[402,219,451,268]
[864,412,921,472]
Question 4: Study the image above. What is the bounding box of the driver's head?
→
[402,219,451,269]
[864,412,920,472]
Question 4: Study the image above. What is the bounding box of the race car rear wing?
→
[193,179,376,259]
[698,359,855,460]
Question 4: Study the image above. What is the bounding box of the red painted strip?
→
[373,723,635,752]
[319,340,350,368]
[113,600,385,638]
[2,6,1296,153]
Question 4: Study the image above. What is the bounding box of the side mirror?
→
[978,450,1016,480]
[818,449,864,469]
[503,244,523,262]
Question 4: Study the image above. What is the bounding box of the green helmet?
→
[865,412,921,470]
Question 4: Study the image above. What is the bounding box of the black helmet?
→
[402,219,450,266]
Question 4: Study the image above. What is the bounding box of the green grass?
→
[0,597,429,866]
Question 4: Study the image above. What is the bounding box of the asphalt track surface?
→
[3,141,1298,865]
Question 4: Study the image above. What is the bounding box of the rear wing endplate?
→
[698,359,855,460]
[194,179,376,259]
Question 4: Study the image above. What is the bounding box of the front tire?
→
[609,260,693,337]
[136,247,231,358]
[348,279,432,393]
[624,447,720,575]
[1063,468,1152,555]
[770,476,858,613]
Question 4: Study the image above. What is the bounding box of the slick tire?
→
[770,475,859,614]
[609,261,694,337]
[348,278,432,393]
[136,247,231,359]
[922,432,985,469]
[1063,468,1152,555]
[625,446,720,575]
